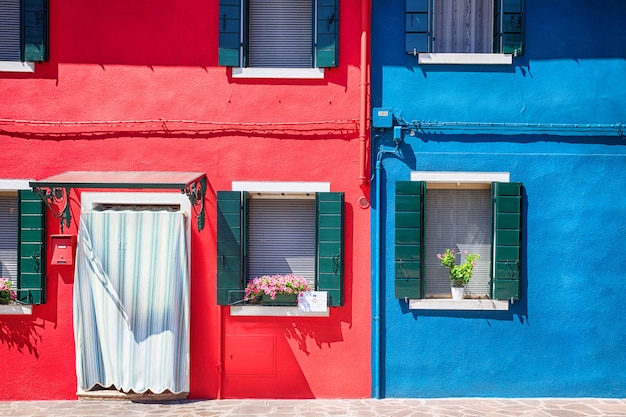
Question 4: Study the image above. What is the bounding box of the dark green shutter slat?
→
[17,190,45,304]
[21,0,48,61]
[316,192,343,306]
[218,0,241,67]
[217,191,244,305]
[491,182,522,301]
[316,0,339,67]
[496,0,524,56]
[394,181,424,299]
[405,0,430,54]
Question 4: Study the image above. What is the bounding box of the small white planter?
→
[451,286,465,300]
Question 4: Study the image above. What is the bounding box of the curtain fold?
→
[74,210,189,394]
[434,0,493,53]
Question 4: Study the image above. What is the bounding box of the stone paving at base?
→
[0,398,625,417]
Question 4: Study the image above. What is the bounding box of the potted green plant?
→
[244,274,311,306]
[0,277,17,305]
[437,248,480,300]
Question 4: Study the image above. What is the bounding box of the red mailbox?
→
[50,234,75,266]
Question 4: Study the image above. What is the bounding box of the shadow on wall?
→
[0,317,45,359]
[224,332,316,398]
[223,318,348,398]
[283,319,345,356]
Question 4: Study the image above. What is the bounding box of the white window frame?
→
[408,172,510,311]
[0,61,35,73]
[229,181,330,317]
[0,0,36,73]
[230,0,329,79]
[232,67,325,80]
[418,53,512,65]
[0,179,33,315]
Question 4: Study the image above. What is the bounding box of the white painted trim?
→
[410,171,510,183]
[0,179,33,190]
[232,67,325,79]
[81,192,191,213]
[230,305,329,317]
[0,304,33,315]
[418,53,512,65]
[0,61,35,72]
[409,299,509,311]
[232,181,330,193]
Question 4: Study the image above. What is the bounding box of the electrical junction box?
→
[50,234,75,265]
[372,108,393,128]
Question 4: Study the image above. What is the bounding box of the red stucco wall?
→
[0,0,370,400]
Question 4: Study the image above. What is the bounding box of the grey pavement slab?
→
[0,399,625,417]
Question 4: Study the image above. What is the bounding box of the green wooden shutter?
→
[491,182,522,300]
[395,181,424,299]
[21,0,48,62]
[405,0,430,54]
[495,0,524,56]
[316,0,339,67]
[216,191,244,305]
[17,190,46,304]
[218,0,241,67]
[316,192,344,306]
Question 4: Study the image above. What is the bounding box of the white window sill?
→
[230,305,330,317]
[232,67,325,80]
[418,53,512,65]
[0,304,34,315]
[0,61,35,72]
[409,299,509,311]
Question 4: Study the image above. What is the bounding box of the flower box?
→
[261,293,298,306]
[244,274,311,306]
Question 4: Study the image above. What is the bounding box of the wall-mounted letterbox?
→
[50,234,75,266]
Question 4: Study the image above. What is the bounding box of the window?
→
[405,0,524,57]
[0,0,49,71]
[218,0,339,70]
[394,175,522,302]
[0,183,46,305]
[217,188,344,307]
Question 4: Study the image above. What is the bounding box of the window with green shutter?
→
[0,0,48,63]
[491,182,522,300]
[405,0,524,56]
[17,190,46,304]
[218,0,339,68]
[394,181,424,300]
[394,179,522,301]
[216,191,345,307]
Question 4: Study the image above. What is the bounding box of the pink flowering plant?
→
[244,274,311,302]
[437,248,480,287]
[0,277,17,304]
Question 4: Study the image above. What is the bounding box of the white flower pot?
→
[451,286,465,300]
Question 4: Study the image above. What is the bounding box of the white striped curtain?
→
[74,211,189,394]
[434,0,494,53]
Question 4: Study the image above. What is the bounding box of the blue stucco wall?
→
[371,0,626,397]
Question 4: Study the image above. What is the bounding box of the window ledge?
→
[409,299,509,311]
[418,53,512,65]
[0,304,34,315]
[0,61,35,72]
[230,305,330,317]
[232,67,325,79]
